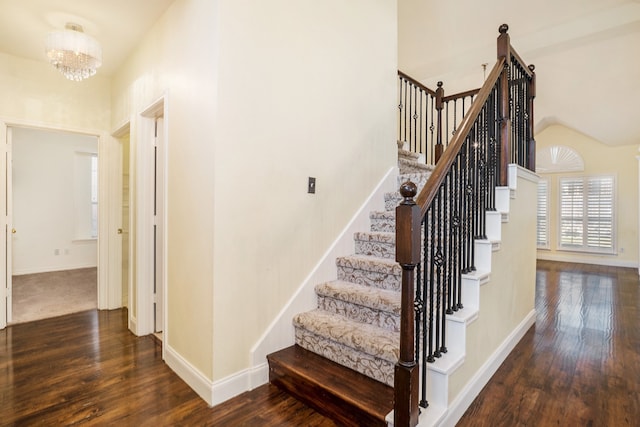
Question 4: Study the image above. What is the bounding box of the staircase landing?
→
[268,345,394,427]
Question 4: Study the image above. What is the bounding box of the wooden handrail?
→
[442,88,480,103]
[415,58,505,217]
[510,47,534,79]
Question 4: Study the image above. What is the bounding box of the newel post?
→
[434,81,445,163]
[528,64,536,172]
[497,23,511,187]
[394,181,421,427]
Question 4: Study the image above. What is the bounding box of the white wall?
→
[12,127,98,275]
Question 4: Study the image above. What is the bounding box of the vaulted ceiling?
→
[399,0,640,146]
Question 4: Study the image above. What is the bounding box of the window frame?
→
[557,174,616,254]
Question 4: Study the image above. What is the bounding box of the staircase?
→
[268,24,536,427]
[267,147,433,425]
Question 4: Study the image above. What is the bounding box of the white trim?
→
[436,309,536,427]
[165,345,269,408]
[249,167,398,386]
[13,264,98,276]
[164,343,214,406]
[133,94,169,338]
[536,252,637,269]
[0,119,118,326]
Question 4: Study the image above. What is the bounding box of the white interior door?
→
[154,117,164,333]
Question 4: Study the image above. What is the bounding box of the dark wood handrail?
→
[510,46,534,79]
[398,70,437,96]
[442,88,480,103]
[415,58,505,217]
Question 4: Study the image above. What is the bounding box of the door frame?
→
[0,118,122,329]
[134,95,168,344]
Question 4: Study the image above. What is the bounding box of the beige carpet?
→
[11,267,97,324]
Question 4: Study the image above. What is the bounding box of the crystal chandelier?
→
[45,23,102,81]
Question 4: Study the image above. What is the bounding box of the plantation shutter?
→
[536,179,549,248]
[559,176,614,253]
[586,176,613,250]
[559,178,584,247]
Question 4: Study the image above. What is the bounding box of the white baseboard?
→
[537,252,637,269]
[438,309,536,427]
[12,263,98,276]
[164,356,269,408]
[128,314,139,336]
[164,343,214,406]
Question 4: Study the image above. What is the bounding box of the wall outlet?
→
[308,177,316,194]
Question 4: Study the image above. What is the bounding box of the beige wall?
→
[111,0,218,379]
[212,0,397,380]
[112,0,398,387]
[536,124,639,267]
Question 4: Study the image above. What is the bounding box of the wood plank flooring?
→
[1,260,638,425]
[0,309,334,426]
[458,260,640,426]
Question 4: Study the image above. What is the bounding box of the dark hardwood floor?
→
[458,260,640,426]
[1,260,638,426]
[0,309,334,426]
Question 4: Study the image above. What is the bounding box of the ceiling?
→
[0,0,637,146]
[399,0,640,146]
[0,0,175,76]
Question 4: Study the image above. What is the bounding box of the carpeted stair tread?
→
[293,309,400,364]
[336,254,402,291]
[398,157,432,174]
[293,309,399,363]
[316,280,400,315]
[398,170,433,191]
[354,231,396,259]
[370,210,395,232]
[337,254,401,273]
[397,147,421,162]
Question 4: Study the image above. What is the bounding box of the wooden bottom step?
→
[267,345,394,427]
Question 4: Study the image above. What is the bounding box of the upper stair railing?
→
[394,24,536,427]
[398,73,479,164]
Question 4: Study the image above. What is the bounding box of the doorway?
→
[8,126,98,324]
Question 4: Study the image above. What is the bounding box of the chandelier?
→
[45,23,102,81]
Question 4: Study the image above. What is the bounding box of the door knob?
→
[11,228,16,234]
[117,228,123,234]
